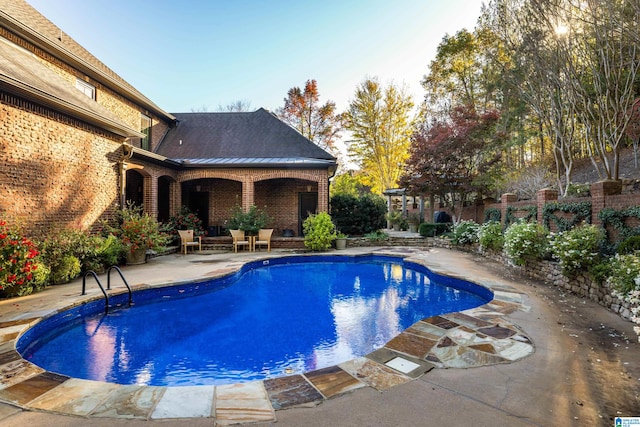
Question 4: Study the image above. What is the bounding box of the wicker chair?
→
[230,229,250,252]
[254,228,273,252]
[178,230,201,255]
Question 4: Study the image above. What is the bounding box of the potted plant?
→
[107,203,168,265]
[407,212,421,233]
[227,204,271,236]
[335,232,348,250]
[385,210,403,231]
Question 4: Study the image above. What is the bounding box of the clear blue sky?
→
[26,0,483,114]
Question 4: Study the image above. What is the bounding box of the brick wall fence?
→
[435,181,640,242]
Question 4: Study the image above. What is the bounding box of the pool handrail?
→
[107,265,133,308]
[81,270,110,315]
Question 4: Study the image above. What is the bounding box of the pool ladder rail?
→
[81,266,133,315]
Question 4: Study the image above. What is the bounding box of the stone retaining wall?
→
[452,243,638,325]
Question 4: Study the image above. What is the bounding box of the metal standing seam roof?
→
[179,157,338,167]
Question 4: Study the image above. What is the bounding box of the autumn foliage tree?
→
[400,105,503,222]
[343,78,414,194]
[277,79,340,151]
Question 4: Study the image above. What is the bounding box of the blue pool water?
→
[18,255,492,386]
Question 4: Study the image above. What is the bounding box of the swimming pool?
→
[17,255,492,386]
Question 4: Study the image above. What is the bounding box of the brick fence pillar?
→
[501,193,517,228]
[591,180,622,226]
[537,188,558,226]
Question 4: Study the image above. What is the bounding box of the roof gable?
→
[0,38,143,138]
[156,108,336,163]
[0,0,174,122]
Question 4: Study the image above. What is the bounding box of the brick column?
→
[591,180,622,226]
[143,174,157,218]
[170,180,181,217]
[242,179,255,211]
[501,193,517,228]
[317,178,329,212]
[537,188,558,226]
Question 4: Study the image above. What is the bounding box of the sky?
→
[26,0,484,115]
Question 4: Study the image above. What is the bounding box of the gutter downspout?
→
[119,142,134,207]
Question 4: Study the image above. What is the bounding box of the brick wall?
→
[0,93,123,237]
[441,182,640,242]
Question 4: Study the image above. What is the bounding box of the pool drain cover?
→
[385,357,420,374]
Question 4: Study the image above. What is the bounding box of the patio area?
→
[0,246,638,426]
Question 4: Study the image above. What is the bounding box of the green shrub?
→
[50,254,81,285]
[548,224,605,276]
[331,194,386,235]
[31,261,50,290]
[503,221,549,266]
[41,229,87,284]
[452,220,480,245]
[303,212,337,251]
[419,223,451,237]
[606,254,640,296]
[97,234,125,267]
[364,230,389,242]
[478,221,504,252]
[617,235,640,255]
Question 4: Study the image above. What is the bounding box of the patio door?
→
[298,192,317,236]
[189,191,209,229]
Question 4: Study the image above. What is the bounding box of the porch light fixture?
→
[196,185,201,192]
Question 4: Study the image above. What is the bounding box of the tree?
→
[330,171,370,198]
[277,79,340,151]
[422,29,496,117]
[484,0,640,187]
[400,104,503,222]
[483,0,582,196]
[217,100,253,112]
[343,78,414,194]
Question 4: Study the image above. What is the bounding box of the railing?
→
[81,271,110,315]
[81,266,133,315]
[107,266,132,308]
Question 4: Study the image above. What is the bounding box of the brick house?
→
[0,0,336,238]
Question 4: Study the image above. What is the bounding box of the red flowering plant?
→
[163,206,205,240]
[106,203,169,252]
[0,220,41,296]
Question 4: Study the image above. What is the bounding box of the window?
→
[141,114,152,151]
[75,78,95,99]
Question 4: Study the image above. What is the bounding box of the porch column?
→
[143,175,157,218]
[170,181,181,217]
[242,179,254,211]
[317,178,329,212]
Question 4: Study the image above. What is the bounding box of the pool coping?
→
[0,248,534,423]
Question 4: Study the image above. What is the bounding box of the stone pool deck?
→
[0,246,638,426]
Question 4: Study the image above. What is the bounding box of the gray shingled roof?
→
[0,0,174,122]
[156,109,337,165]
[0,38,143,138]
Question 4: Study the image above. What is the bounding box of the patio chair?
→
[255,228,273,252]
[178,230,202,255]
[230,229,250,252]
